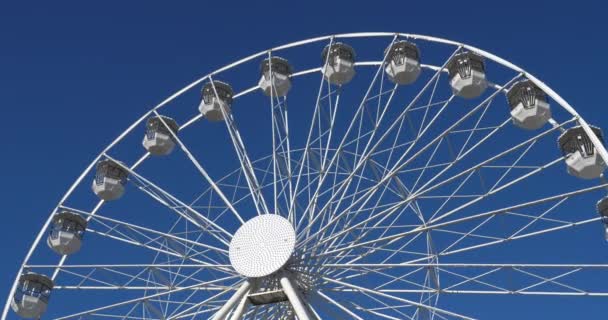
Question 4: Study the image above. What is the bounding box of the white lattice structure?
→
[5,32,608,320]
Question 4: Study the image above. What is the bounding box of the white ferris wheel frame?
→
[5,32,608,320]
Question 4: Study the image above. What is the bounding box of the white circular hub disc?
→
[229,214,296,278]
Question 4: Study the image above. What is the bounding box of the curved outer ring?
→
[4,32,606,319]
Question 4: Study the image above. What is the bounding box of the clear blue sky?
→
[1,1,607,319]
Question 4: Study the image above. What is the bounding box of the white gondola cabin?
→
[446,52,488,99]
[384,40,421,85]
[322,42,356,85]
[558,126,606,179]
[11,273,53,319]
[199,81,234,122]
[143,115,179,156]
[507,80,551,130]
[259,56,293,97]
[92,159,129,201]
[47,210,87,255]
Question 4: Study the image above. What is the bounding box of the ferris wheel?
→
[6,32,608,320]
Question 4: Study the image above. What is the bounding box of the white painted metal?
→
[6,32,608,320]
[229,214,296,278]
[143,131,175,156]
[280,275,313,320]
[46,211,86,255]
[322,43,356,85]
[508,80,552,130]
[211,281,251,320]
[258,56,292,97]
[228,295,249,320]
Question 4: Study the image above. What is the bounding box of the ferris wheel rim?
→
[5,31,608,320]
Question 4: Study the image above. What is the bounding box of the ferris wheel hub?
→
[229,214,296,278]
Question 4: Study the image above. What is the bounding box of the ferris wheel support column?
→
[228,294,249,320]
[211,281,251,320]
[280,275,314,320]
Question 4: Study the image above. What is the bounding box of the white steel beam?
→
[211,281,251,320]
[280,275,314,320]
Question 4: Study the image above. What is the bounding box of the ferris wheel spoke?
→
[85,225,211,266]
[438,267,507,294]
[88,225,223,266]
[188,167,265,229]
[317,93,408,246]
[296,48,464,247]
[151,110,245,225]
[63,206,228,256]
[268,103,296,222]
[295,36,402,235]
[349,292,416,320]
[207,77,271,217]
[288,38,334,227]
[435,217,600,260]
[296,86,343,236]
[315,290,364,319]
[314,181,608,261]
[409,111,507,195]
[512,267,584,294]
[306,303,323,320]
[26,264,234,293]
[300,168,409,257]
[363,73,512,199]
[347,84,451,201]
[408,117,576,209]
[272,99,295,219]
[361,265,435,293]
[438,196,568,256]
[309,85,342,233]
[325,161,421,254]
[45,150,155,283]
[44,268,172,292]
[374,266,431,292]
[169,284,244,320]
[422,132,544,223]
[317,153,356,243]
[365,264,608,296]
[346,211,597,268]
[425,216,597,266]
[103,154,233,248]
[320,263,608,298]
[325,75,518,237]
[328,47,460,214]
[315,202,422,270]
[310,293,349,319]
[61,267,169,291]
[346,234,439,292]
[224,111,270,215]
[311,115,576,255]
[345,106,414,229]
[50,275,240,320]
[164,287,217,320]
[321,276,476,320]
[166,301,223,320]
[252,159,301,221]
[426,156,563,226]
[265,53,289,217]
[373,208,597,267]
